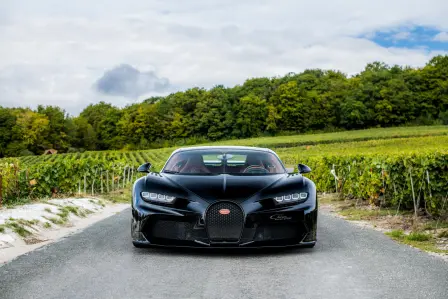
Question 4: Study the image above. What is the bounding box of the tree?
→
[12,109,50,154]
[0,107,16,157]
[37,105,69,150]
[72,117,97,150]
[234,94,267,137]
[1,55,448,156]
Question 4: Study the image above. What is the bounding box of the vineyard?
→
[0,148,174,205]
[0,126,447,217]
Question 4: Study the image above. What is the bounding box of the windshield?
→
[163,150,286,175]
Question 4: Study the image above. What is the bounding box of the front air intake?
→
[205,201,244,242]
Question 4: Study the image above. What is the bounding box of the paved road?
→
[1,209,447,299]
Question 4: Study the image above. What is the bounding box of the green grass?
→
[4,221,32,237]
[15,219,40,227]
[338,207,403,220]
[406,232,431,241]
[387,229,405,239]
[274,135,448,159]
[78,210,87,218]
[62,206,80,216]
[11,125,448,168]
[386,229,446,254]
[57,210,70,222]
[4,197,33,208]
[44,216,66,225]
[43,222,52,229]
[102,188,132,203]
[206,125,448,148]
[0,225,5,233]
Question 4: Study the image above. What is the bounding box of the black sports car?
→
[131,146,317,248]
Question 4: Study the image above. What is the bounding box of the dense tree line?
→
[1,55,447,157]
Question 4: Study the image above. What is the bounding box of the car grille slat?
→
[205,202,244,242]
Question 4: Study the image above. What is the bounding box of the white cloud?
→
[0,0,448,114]
[433,32,448,41]
[391,31,412,40]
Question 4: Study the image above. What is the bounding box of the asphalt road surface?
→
[1,209,447,299]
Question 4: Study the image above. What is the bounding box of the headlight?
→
[141,192,175,203]
[274,192,308,204]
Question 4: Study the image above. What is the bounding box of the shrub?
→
[406,232,431,242]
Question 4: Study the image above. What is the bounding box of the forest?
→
[0,55,447,158]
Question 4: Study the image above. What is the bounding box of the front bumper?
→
[132,200,317,248]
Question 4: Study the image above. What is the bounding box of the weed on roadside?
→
[387,230,405,239]
[406,232,431,242]
[102,189,131,204]
[43,216,66,225]
[437,230,448,238]
[5,221,32,237]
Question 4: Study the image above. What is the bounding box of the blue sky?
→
[0,0,447,114]
[367,26,448,51]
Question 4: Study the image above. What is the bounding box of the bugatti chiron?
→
[131,146,317,248]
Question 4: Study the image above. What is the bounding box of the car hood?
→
[154,173,303,201]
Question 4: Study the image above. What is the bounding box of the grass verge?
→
[320,193,448,256]
[100,188,131,204]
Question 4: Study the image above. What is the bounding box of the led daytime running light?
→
[142,192,175,203]
[274,192,308,203]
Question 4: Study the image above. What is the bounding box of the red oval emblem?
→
[219,209,230,215]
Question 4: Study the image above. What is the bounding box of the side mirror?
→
[137,162,152,173]
[298,163,311,174]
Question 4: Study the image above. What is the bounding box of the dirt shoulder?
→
[0,196,129,265]
[319,193,448,262]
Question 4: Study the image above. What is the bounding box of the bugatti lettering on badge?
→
[270,214,292,221]
[219,209,230,215]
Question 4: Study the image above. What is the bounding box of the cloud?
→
[0,0,447,114]
[94,64,171,97]
[391,31,412,41]
[433,32,448,42]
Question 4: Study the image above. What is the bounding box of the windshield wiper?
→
[163,170,180,174]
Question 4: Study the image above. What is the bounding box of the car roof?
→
[172,145,275,154]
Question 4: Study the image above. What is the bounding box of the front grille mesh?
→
[151,220,192,240]
[205,202,244,242]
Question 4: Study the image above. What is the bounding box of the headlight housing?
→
[274,192,308,204]
[141,192,175,204]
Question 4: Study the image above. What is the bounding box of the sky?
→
[0,0,447,115]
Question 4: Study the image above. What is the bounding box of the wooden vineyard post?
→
[100,172,103,194]
[123,168,126,189]
[91,169,97,196]
[409,168,417,219]
[111,172,114,191]
[84,174,87,195]
[0,174,3,208]
[14,165,18,197]
[26,169,30,194]
[106,171,109,193]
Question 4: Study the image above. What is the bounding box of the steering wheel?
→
[242,165,269,174]
[184,166,210,174]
